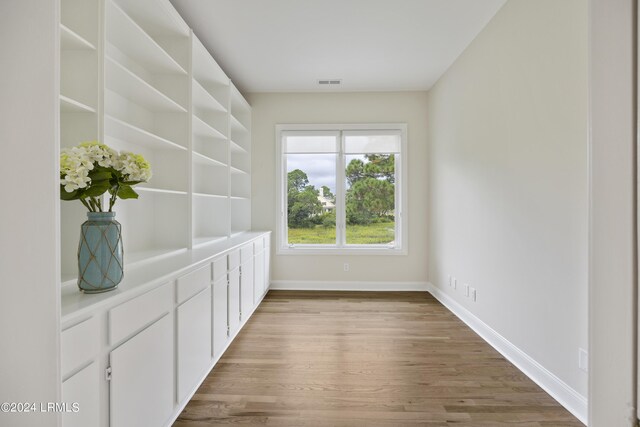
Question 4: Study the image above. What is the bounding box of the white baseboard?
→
[269,280,429,292]
[426,282,588,425]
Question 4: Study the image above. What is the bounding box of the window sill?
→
[276,246,407,256]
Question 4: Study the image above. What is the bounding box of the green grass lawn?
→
[288,222,395,245]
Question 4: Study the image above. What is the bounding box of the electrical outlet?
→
[578,348,588,372]
[470,287,477,302]
[464,283,469,297]
[343,263,350,272]
[452,277,457,289]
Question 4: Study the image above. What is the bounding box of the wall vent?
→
[318,79,342,85]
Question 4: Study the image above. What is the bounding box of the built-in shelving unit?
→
[229,83,252,234]
[59,0,252,286]
[190,34,232,247]
[59,0,101,285]
[56,1,262,425]
[60,24,97,51]
[103,0,190,274]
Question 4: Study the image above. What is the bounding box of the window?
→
[276,124,407,254]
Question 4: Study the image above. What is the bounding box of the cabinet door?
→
[110,314,173,427]
[62,362,99,427]
[240,260,254,323]
[264,236,271,292]
[177,287,212,403]
[254,251,265,304]
[61,316,97,379]
[212,275,228,358]
[228,267,240,337]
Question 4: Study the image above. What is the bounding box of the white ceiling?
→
[170,0,506,94]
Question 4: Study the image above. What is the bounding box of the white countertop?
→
[61,231,270,321]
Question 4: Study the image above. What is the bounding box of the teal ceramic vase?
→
[77,212,123,293]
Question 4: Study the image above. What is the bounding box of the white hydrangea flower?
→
[60,146,94,192]
[79,141,117,168]
[117,151,152,183]
[60,142,152,210]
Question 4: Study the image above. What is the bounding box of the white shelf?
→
[136,186,188,195]
[192,79,227,113]
[105,115,186,151]
[192,115,226,140]
[192,34,229,89]
[192,236,228,248]
[126,247,189,267]
[60,95,96,113]
[106,0,187,76]
[231,115,249,133]
[193,192,227,199]
[230,83,251,112]
[230,140,247,153]
[61,275,77,289]
[230,166,248,175]
[106,56,187,113]
[192,151,226,167]
[113,0,190,39]
[61,246,189,288]
[230,194,251,234]
[60,24,96,51]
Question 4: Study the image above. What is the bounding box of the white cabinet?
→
[254,247,265,305]
[176,264,210,304]
[212,273,228,358]
[264,235,271,292]
[108,283,172,345]
[61,316,98,378]
[240,244,254,323]
[227,249,241,337]
[177,287,212,403]
[252,236,270,302]
[110,314,174,427]
[62,362,100,427]
[59,232,270,427]
[228,266,240,337]
[61,316,99,427]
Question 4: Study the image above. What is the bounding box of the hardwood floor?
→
[174,291,582,426]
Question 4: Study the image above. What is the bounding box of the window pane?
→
[286,153,336,244]
[344,133,401,154]
[345,153,395,245]
[284,135,338,153]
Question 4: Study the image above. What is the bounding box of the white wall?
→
[0,1,61,427]
[427,0,588,405]
[248,92,428,286]
[588,0,636,425]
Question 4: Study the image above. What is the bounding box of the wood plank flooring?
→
[174,291,582,426]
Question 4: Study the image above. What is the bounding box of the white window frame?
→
[275,123,408,255]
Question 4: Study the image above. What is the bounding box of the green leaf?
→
[117,185,139,199]
[83,180,110,197]
[88,170,113,182]
[60,185,81,201]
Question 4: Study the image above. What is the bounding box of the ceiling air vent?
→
[318,79,342,85]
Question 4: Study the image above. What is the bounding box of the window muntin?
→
[277,125,406,254]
